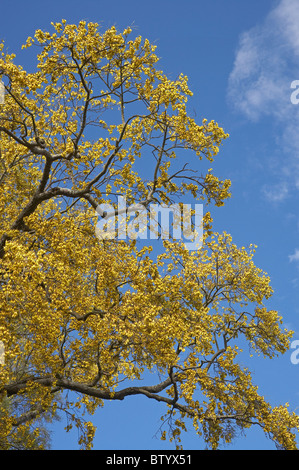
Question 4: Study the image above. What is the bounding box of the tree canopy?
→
[0,20,298,450]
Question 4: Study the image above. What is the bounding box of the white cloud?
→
[228,0,299,120]
[262,181,289,203]
[227,0,299,200]
[289,248,299,263]
[228,27,288,121]
[271,0,299,54]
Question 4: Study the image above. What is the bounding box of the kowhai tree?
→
[0,20,298,449]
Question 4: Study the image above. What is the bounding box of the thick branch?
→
[2,374,175,401]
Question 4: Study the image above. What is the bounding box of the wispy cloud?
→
[289,248,299,263]
[227,0,299,200]
[262,181,289,203]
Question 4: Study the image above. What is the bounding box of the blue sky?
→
[1,0,299,450]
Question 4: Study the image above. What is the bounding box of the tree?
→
[0,20,298,450]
